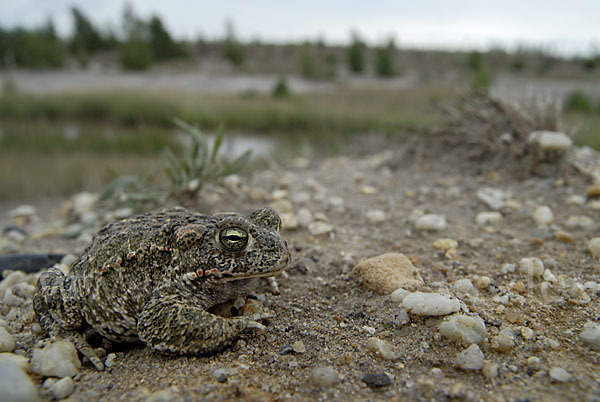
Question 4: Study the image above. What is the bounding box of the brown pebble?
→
[350,253,424,295]
[554,230,574,243]
[588,184,600,197]
[512,281,526,295]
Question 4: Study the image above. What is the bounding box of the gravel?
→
[402,292,460,316]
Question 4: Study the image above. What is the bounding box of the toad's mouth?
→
[217,262,288,282]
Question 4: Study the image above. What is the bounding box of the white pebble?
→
[280,213,299,230]
[402,292,460,316]
[567,195,586,205]
[588,238,600,258]
[0,271,28,299]
[521,327,536,341]
[587,200,600,210]
[31,340,81,378]
[549,367,571,382]
[528,131,573,151]
[7,205,37,219]
[475,211,503,225]
[49,376,75,399]
[296,208,313,227]
[492,328,515,352]
[365,209,386,224]
[0,327,15,353]
[366,337,401,360]
[566,216,594,228]
[308,222,333,236]
[579,321,600,350]
[325,196,345,213]
[0,362,39,402]
[415,214,447,231]
[477,187,506,210]
[390,288,410,303]
[481,361,499,379]
[310,366,340,387]
[0,353,30,371]
[583,281,599,293]
[105,353,117,368]
[452,279,476,295]
[501,263,516,274]
[542,269,558,283]
[519,257,544,278]
[439,314,488,344]
[456,344,484,370]
[533,205,553,226]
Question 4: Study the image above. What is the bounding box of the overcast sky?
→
[1,1,599,56]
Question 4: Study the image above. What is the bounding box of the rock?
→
[456,344,484,370]
[0,361,39,402]
[588,238,600,258]
[360,185,377,195]
[554,230,574,243]
[481,361,499,379]
[476,211,503,225]
[527,131,572,151]
[146,386,181,402]
[567,195,586,205]
[48,376,75,399]
[583,281,599,293]
[390,288,410,303]
[31,340,81,378]
[549,367,571,382]
[521,327,536,341]
[0,353,30,371]
[588,200,600,210]
[279,344,294,355]
[519,257,544,278]
[452,279,476,295]
[366,337,401,360]
[439,314,488,344]
[415,214,447,231]
[532,206,553,226]
[350,253,424,295]
[361,373,392,388]
[280,213,299,230]
[526,356,541,370]
[292,340,306,353]
[542,269,558,283]
[7,205,37,220]
[297,208,313,227]
[365,209,386,225]
[402,292,460,316]
[579,321,600,350]
[105,353,117,368]
[565,216,594,228]
[212,367,237,383]
[491,328,515,352]
[308,222,333,236]
[0,327,15,353]
[0,271,28,299]
[325,196,345,213]
[432,238,458,251]
[587,183,600,197]
[310,366,340,387]
[477,187,506,210]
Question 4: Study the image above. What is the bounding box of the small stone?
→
[432,238,458,251]
[456,344,484,370]
[554,230,574,243]
[567,195,586,205]
[415,214,447,231]
[365,209,386,225]
[292,340,306,354]
[481,361,499,379]
[0,271,28,299]
[491,328,515,352]
[452,279,476,295]
[325,196,345,213]
[362,326,376,335]
[31,340,81,378]
[279,344,294,355]
[476,211,503,225]
[588,238,600,258]
[583,281,599,293]
[565,216,594,228]
[362,373,392,388]
[439,314,488,345]
[526,356,541,370]
[297,208,313,227]
[542,269,558,283]
[519,257,544,278]
[579,321,600,350]
[528,131,572,151]
[366,337,401,360]
[0,361,39,402]
[7,205,37,220]
[49,376,75,400]
[0,327,15,353]
[360,185,377,195]
[501,263,516,274]
[104,353,117,368]
[588,200,600,210]
[402,292,460,316]
[587,183,600,197]
[390,288,410,303]
[308,222,333,236]
[549,367,571,382]
[212,367,237,383]
[533,205,553,226]
[310,366,340,387]
[475,276,491,290]
[280,213,299,230]
[350,253,424,295]
[521,327,536,341]
[146,386,180,402]
[0,353,30,371]
[477,187,506,210]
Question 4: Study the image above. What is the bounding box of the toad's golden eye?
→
[218,227,249,252]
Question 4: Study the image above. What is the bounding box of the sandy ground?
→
[1,134,599,401]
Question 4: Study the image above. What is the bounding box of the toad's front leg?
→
[137,288,272,355]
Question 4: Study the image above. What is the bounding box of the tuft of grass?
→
[565,91,594,113]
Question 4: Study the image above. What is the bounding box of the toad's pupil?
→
[219,227,248,251]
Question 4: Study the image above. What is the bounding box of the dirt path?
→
[1,135,599,401]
